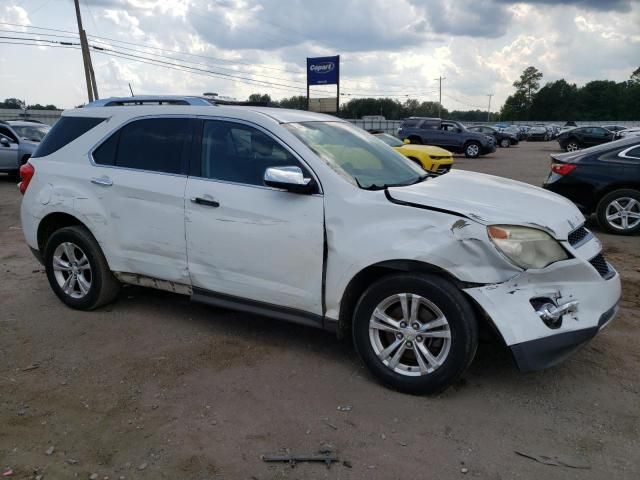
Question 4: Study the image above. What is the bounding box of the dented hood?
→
[387,170,584,239]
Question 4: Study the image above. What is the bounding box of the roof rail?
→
[84,95,278,108]
[3,118,46,124]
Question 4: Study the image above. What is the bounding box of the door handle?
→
[191,196,220,208]
[91,175,113,187]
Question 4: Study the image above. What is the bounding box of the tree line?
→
[0,98,59,110]
[500,66,640,121]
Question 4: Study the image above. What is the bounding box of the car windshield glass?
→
[285,121,425,190]
[375,133,404,147]
[12,125,50,142]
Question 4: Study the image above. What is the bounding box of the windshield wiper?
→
[355,174,429,191]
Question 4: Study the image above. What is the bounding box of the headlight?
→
[487,225,569,269]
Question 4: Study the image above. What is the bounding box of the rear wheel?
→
[44,226,120,310]
[464,142,481,158]
[596,189,640,235]
[499,138,510,148]
[352,273,478,394]
[565,139,580,152]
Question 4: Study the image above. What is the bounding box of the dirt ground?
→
[1,141,638,480]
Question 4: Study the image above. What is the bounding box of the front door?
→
[185,119,325,315]
[0,134,18,171]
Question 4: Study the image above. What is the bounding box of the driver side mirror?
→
[0,137,10,147]
[264,166,316,194]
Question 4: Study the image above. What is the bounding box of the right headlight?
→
[487,225,569,270]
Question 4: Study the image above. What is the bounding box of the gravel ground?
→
[0,141,638,480]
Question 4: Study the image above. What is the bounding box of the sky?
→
[0,0,638,110]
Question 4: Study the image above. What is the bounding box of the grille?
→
[568,226,590,246]
[436,165,451,174]
[589,253,612,278]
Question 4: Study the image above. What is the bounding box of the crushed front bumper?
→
[463,258,621,372]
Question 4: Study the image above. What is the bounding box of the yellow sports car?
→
[374,132,454,174]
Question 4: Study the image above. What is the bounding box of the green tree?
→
[0,98,25,109]
[247,93,272,104]
[503,66,543,119]
[630,66,640,84]
[530,79,579,120]
[279,95,307,110]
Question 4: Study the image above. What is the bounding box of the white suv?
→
[19,97,621,393]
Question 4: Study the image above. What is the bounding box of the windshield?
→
[12,125,50,142]
[285,121,425,189]
[375,133,404,147]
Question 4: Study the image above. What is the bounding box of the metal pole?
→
[335,55,340,115]
[73,0,94,103]
[434,76,446,118]
[487,94,493,122]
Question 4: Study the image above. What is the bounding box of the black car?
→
[602,125,627,133]
[527,126,550,141]
[543,137,640,235]
[467,125,518,148]
[557,126,614,152]
[397,117,496,158]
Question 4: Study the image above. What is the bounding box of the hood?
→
[398,144,452,157]
[387,170,584,239]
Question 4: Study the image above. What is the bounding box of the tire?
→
[352,273,478,394]
[499,138,510,148]
[464,142,481,158]
[44,226,120,310]
[596,189,640,235]
[565,139,580,152]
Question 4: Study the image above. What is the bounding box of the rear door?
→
[184,119,325,315]
[88,116,191,283]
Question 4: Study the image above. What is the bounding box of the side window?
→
[32,117,105,158]
[622,146,640,159]
[201,121,302,186]
[94,118,189,174]
[0,126,18,142]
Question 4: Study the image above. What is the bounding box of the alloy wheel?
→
[466,144,480,157]
[566,142,579,152]
[52,242,92,299]
[368,293,451,376]
[605,197,640,231]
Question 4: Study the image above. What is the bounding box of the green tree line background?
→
[3,65,638,122]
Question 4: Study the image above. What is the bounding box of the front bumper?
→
[463,257,621,372]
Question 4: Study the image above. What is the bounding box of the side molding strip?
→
[192,288,325,330]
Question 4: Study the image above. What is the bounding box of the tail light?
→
[551,163,577,176]
[18,162,35,194]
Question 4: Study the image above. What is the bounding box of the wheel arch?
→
[336,259,476,340]
[37,212,93,253]
[595,182,640,207]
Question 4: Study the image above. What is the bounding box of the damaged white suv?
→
[19,97,621,393]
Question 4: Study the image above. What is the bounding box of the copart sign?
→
[307,56,340,85]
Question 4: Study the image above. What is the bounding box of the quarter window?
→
[623,146,640,159]
[32,117,105,158]
[93,118,190,174]
[200,121,302,186]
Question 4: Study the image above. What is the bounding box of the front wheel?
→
[352,273,478,394]
[499,138,510,148]
[44,226,120,310]
[596,189,640,235]
[464,142,481,158]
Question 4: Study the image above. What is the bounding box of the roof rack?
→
[85,95,276,108]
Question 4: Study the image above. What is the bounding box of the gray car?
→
[397,117,496,158]
[0,120,50,175]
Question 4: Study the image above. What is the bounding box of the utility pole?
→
[73,0,99,102]
[486,94,493,122]
[434,76,446,118]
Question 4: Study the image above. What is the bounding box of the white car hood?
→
[387,170,584,239]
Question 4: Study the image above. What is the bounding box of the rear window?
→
[32,117,106,158]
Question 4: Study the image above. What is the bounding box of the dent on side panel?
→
[323,193,521,321]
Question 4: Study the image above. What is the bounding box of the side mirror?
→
[0,137,10,147]
[403,139,410,144]
[264,166,316,194]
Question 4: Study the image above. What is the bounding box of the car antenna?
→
[128,83,134,97]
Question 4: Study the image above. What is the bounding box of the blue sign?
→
[307,56,339,86]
